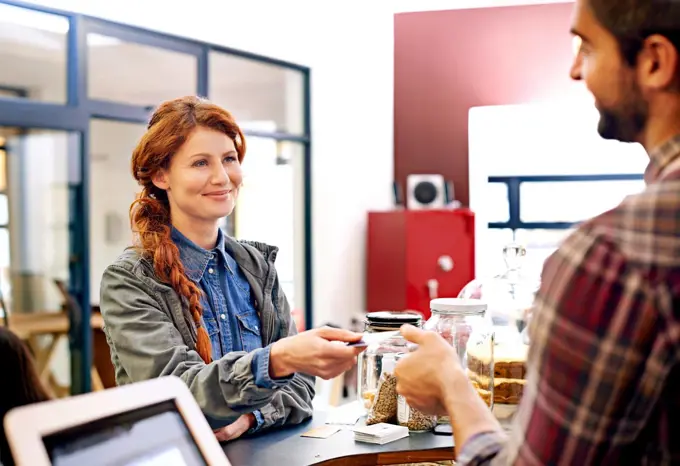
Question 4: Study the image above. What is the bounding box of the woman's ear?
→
[151,169,169,191]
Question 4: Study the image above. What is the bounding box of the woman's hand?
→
[213,414,256,442]
[269,326,365,380]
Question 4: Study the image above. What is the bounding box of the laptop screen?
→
[42,400,208,466]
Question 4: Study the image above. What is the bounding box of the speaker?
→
[406,174,447,210]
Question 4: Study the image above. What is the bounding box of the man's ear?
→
[151,169,169,191]
[639,34,679,90]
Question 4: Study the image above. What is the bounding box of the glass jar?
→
[458,243,537,425]
[396,353,437,432]
[424,298,495,425]
[458,243,537,334]
[358,311,423,419]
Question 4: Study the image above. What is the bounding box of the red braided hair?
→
[129,96,246,364]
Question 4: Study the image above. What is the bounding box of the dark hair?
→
[130,96,246,364]
[0,327,52,466]
[588,0,680,66]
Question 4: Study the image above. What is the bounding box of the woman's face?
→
[152,126,243,225]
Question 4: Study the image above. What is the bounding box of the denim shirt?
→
[171,227,272,432]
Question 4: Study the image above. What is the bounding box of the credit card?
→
[346,331,400,348]
[346,340,369,348]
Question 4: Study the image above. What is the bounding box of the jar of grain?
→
[358,311,423,415]
[395,353,436,432]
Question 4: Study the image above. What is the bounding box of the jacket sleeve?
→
[255,283,315,431]
[100,263,288,420]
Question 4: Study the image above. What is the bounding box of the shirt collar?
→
[171,226,228,282]
[644,133,680,184]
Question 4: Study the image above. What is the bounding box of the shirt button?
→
[220,314,226,320]
[208,268,214,274]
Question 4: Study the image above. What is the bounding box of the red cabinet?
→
[366,209,475,319]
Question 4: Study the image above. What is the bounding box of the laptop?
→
[4,376,231,466]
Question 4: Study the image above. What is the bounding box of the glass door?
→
[0,126,81,397]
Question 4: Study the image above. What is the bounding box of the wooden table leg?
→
[37,335,62,382]
[91,367,105,391]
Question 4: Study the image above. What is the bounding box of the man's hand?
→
[394,324,466,415]
[269,326,365,380]
[213,414,256,442]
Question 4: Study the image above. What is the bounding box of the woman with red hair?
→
[100,96,363,441]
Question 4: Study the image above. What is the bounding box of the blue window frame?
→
[0,0,312,394]
[487,173,645,276]
[488,174,645,230]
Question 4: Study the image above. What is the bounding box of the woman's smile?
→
[202,189,233,201]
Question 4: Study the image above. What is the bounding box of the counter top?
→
[223,411,455,466]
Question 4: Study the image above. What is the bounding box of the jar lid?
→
[365,311,423,328]
[430,298,487,315]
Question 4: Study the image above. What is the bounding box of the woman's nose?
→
[211,164,230,185]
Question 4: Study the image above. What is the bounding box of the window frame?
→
[0,0,312,393]
[488,173,644,230]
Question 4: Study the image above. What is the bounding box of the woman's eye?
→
[193,160,208,167]
[224,155,237,163]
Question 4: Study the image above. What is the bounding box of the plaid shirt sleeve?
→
[456,211,676,465]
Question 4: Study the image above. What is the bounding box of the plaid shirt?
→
[458,135,680,465]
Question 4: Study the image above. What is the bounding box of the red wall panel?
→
[394,3,577,206]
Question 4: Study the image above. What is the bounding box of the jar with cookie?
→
[423,298,495,428]
[458,242,537,428]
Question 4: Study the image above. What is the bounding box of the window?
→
[209,51,305,134]
[0,0,311,393]
[0,193,7,225]
[234,138,305,310]
[484,182,509,223]
[520,179,645,223]
[87,34,197,107]
[485,176,642,279]
[0,127,75,315]
[470,102,647,280]
[89,119,146,300]
[0,3,68,103]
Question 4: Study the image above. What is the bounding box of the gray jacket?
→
[99,236,315,431]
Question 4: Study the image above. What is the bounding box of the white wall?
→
[21,0,396,329]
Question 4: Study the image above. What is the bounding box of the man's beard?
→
[596,79,648,143]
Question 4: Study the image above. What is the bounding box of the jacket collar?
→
[170,226,279,282]
[223,236,278,280]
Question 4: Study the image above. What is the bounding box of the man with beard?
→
[394,0,680,464]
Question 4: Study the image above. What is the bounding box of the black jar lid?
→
[364,311,423,329]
